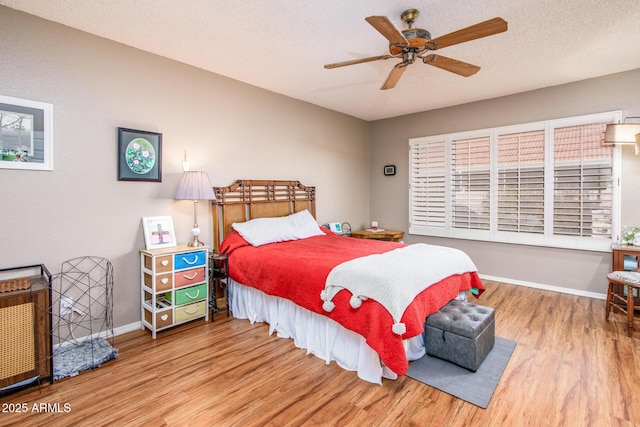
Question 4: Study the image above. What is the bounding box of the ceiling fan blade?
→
[381,63,407,90]
[431,17,507,49]
[365,16,409,48]
[423,54,480,77]
[324,55,391,69]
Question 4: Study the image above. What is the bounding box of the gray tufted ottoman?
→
[424,299,495,372]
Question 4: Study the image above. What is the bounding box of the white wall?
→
[370,69,640,295]
[0,7,370,327]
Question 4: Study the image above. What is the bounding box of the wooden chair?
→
[606,271,640,337]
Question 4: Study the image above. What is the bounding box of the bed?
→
[212,180,484,384]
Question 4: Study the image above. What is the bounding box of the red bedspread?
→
[219,229,484,376]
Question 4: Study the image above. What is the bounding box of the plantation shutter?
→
[553,123,613,238]
[409,138,446,229]
[450,136,490,230]
[408,112,618,251]
[496,130,545,233]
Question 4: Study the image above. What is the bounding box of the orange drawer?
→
[144,272,173,291]
[175,267,205,288]
[144,308,172,329]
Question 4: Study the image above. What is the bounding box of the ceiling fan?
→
[324,9,508,90]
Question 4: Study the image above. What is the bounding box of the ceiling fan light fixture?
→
[404,51,418,64]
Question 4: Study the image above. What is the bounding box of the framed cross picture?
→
[142,216,177,249]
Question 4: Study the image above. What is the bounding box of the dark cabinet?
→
[0,265,52,394]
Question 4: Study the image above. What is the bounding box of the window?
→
[409,112,621,251]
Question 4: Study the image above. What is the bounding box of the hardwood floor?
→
[2,280,639,426]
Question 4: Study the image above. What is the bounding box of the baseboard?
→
[113,321,143,337]
[479,274,606,300]
[53,322,142,350]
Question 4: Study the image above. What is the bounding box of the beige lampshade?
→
[173,171,216,201]
[603,123,640,144]
[603,123,640,154]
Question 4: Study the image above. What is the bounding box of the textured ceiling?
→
[2,0,640,121]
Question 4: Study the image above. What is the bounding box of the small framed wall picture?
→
[384,165,396,176]
[0,94,53,170]
[118,127,162,182]
[142,216,177,249]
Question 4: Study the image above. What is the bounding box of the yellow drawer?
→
[174,301,206,322]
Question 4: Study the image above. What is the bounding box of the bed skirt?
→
[228,278,466,384]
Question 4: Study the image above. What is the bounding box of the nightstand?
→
[209,252,229,319]
[351,229,404,242]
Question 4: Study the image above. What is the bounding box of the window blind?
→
[552,123,613,238]
[497,130,545,234]
[409,139,446,229]
[451,136,490,230]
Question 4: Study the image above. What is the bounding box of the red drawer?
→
[175,267,205,288]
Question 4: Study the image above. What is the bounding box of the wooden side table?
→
[611,243,640,306]
[612,243,640,271]
[209,252,229,319]
[351,229,404,242]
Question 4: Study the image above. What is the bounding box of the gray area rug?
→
[53,338,118,380]
[406,336,516,408]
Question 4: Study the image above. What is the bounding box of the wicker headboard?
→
[211,180,317,250]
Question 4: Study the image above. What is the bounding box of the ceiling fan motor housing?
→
[389,28,432,55]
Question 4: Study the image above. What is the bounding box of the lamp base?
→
[188,226,206,247]
[187,238,207,247]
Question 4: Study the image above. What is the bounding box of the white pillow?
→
[232,209,324,246]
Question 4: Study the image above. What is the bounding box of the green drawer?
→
[166,283,207,305]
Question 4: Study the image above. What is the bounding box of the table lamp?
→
[174,171,216,247]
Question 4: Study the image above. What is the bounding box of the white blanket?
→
[320,243,477,335]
